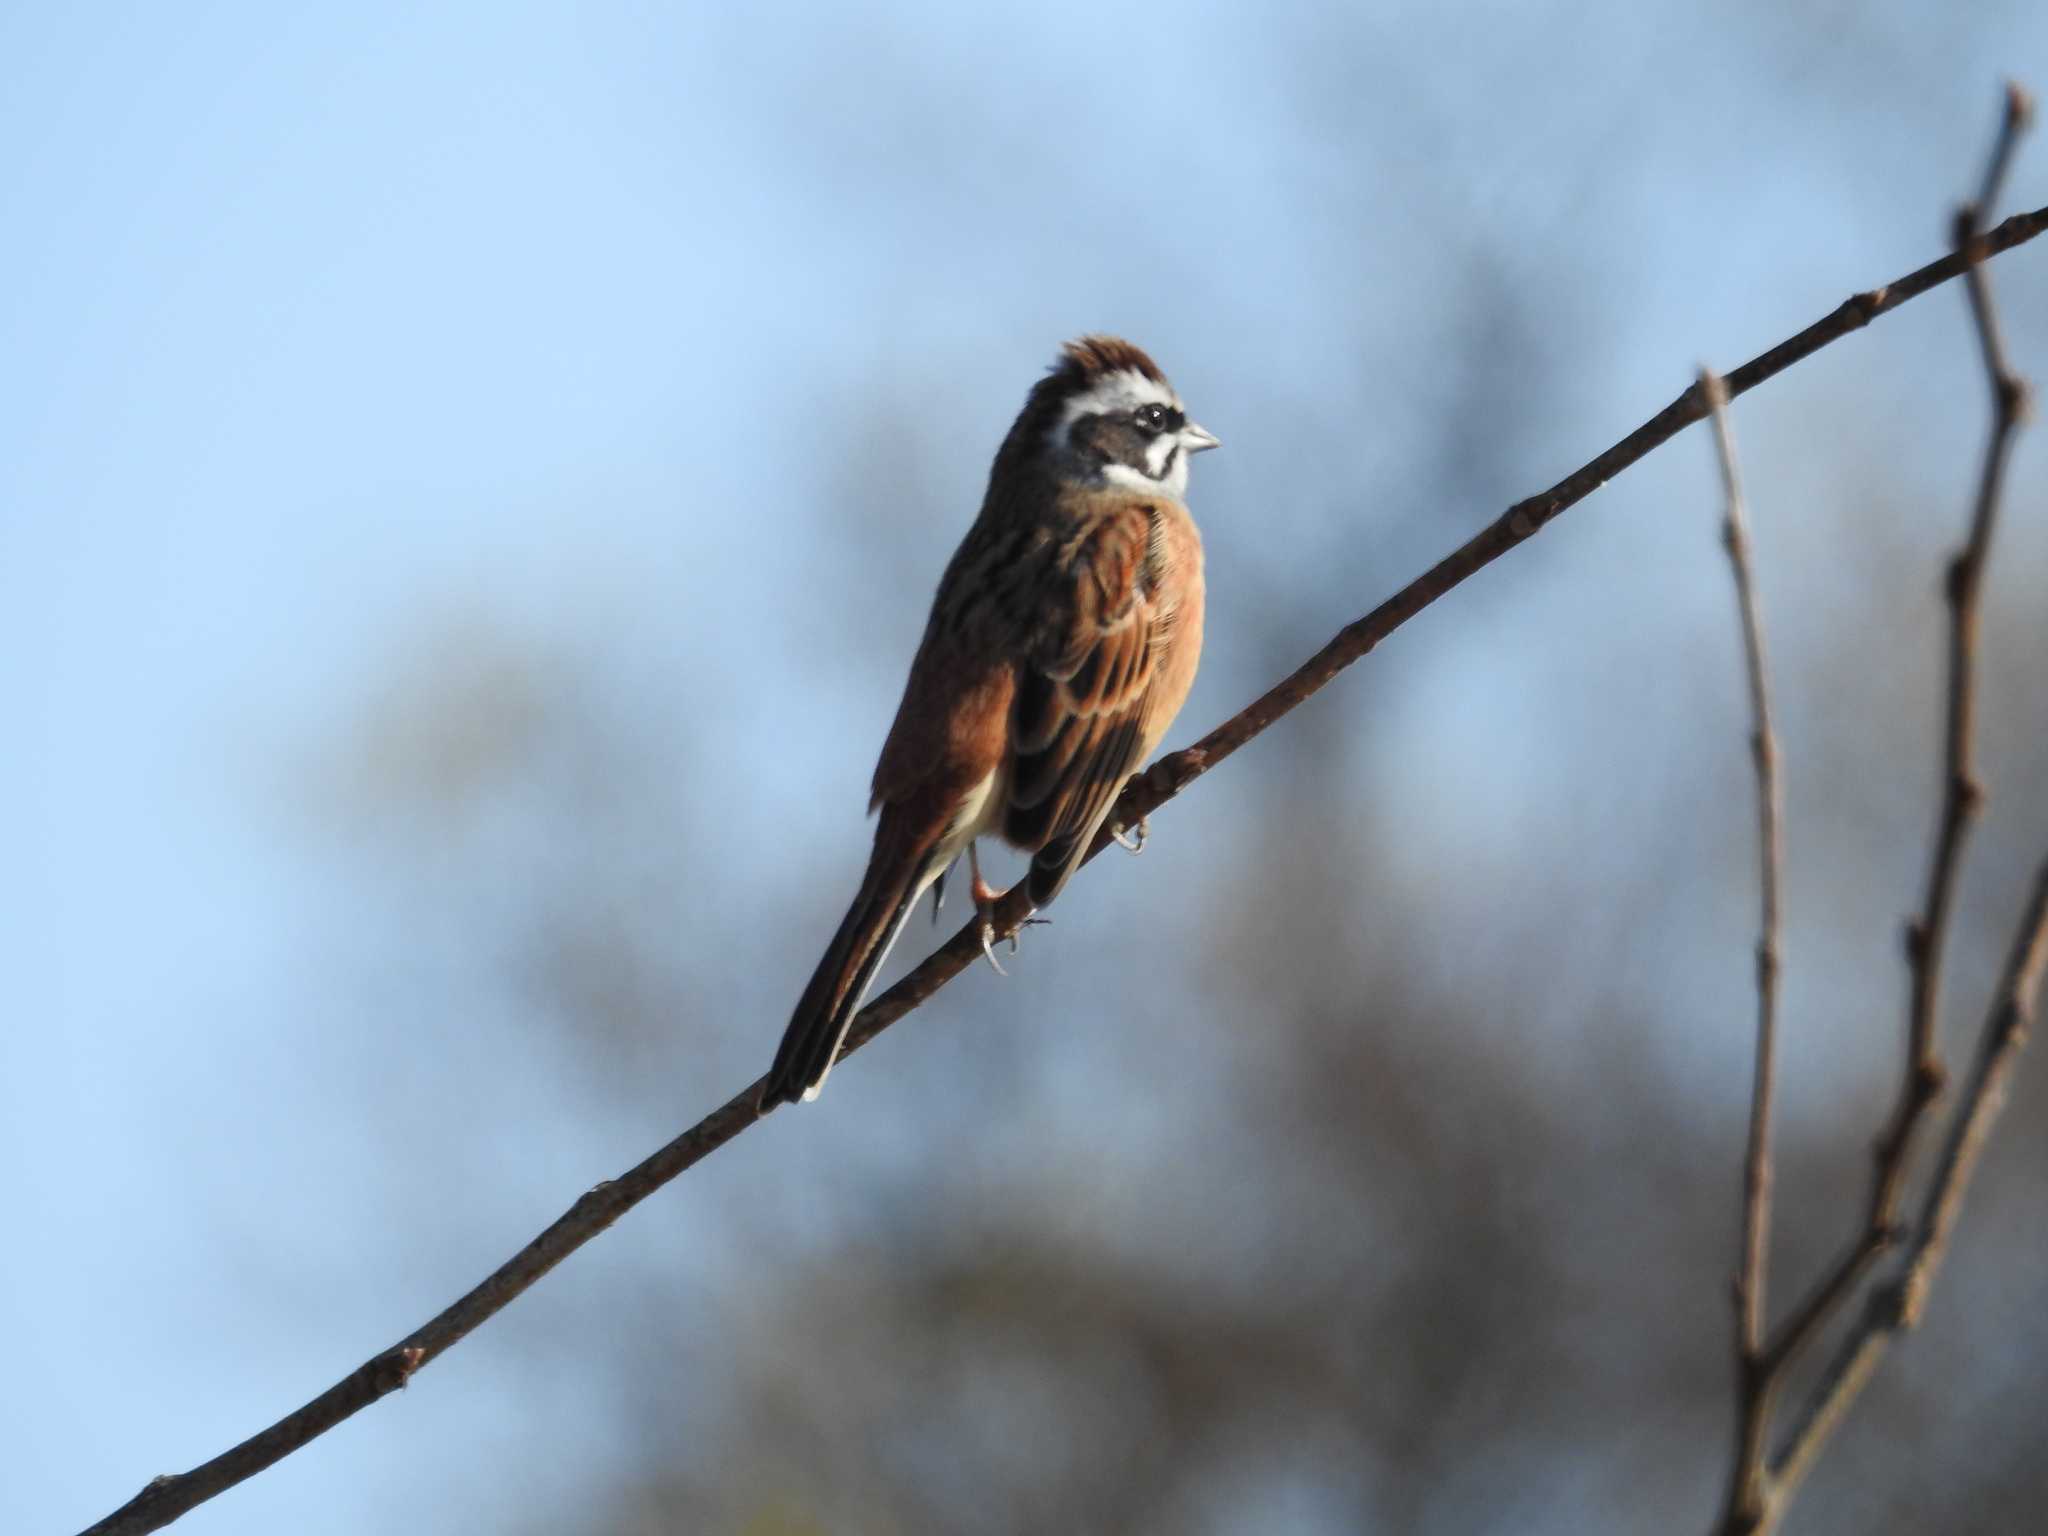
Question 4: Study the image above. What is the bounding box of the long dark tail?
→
[760,853,929,1109]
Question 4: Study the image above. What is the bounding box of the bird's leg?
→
[967,841,1008,973]
[1109,815,1149,855]
[965,842,1048,971]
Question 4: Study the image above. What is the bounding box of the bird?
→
[758,336,1218,1110]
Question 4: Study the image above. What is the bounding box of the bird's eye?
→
[1135,404,1169,431]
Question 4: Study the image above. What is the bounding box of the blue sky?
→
[5,4,2046,1533]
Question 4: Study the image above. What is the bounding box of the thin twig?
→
[1701,367,1786,1535]
[1771,861,2048,1504]
[1868,77,2037,1248]
[1765,83,2038,1518]
[81,201,2048,1536]
[1706,83,2038,1536]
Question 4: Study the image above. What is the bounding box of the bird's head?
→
[998,335,1219,500]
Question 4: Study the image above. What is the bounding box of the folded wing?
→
[1005,503,1170,906]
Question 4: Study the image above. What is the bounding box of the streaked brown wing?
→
[1004,503,1163,906]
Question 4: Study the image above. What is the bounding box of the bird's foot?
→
[977,913,1008,974]
[969,870,1014,972]
[1109,816,1149,855]
[967,842,1045,971]
[974,905,1050,971]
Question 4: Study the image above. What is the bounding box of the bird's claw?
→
[975,908,1048,973]
[1109,816,1149,855]
[978,917,1008,975]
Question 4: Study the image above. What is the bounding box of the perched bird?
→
[759,336,1218,1109]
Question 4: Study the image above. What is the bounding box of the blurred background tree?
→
[6,4,2046,1534]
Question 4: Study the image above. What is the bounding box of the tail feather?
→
[760,864,928,1109]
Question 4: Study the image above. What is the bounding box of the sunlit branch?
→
[81,181,2048,1536]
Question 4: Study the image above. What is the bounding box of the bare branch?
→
[1869,79,2037,1244]
[1771,861,2048,1502]
[1701,366,1786,1534]
[80,199,2048,1536]
[1703,83,2038,1536]
[1762,85,2038,1518]
[1902,873,2048,1322]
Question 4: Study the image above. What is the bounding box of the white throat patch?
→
[1103,456,1190,497]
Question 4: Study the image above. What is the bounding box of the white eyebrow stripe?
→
[1054,368,1182,432]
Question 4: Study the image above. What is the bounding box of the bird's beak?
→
[1179,422,1221,452]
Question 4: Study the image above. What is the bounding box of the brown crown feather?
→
[1057,334,1166,385]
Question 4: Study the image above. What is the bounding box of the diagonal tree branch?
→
[1700,366,1787,1534]
[81,199,2048,1536]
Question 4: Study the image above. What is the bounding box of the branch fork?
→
[1712,83,2041,1536]
[79,94,2048,1536]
